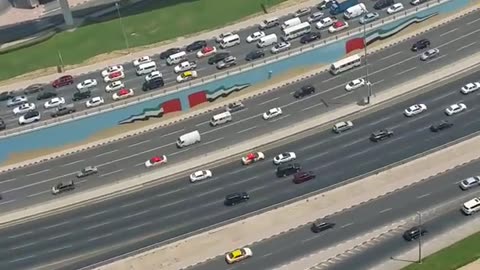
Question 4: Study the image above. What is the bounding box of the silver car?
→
[420,48,440,61]
[7,95,28,107]
[460,176,480,190]
[360,12,380,24]
[271,41,291,54]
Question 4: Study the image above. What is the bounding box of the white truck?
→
[177,130,201,148]
[343,3,367,19]
[174,61,197,73]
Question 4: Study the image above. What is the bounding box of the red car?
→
[52,75,74,88]
[144,155,167,167]
[293,171,316,184]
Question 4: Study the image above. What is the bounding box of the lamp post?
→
[115,2,130,51]
[363,23,373,104]
[417,211,423,264]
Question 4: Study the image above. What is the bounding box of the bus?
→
[282,22,311,41]
[330,54,362,75]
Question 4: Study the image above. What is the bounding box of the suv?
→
[76,166,98,178]
[403,226,427,241]
[294,85,315,98]
[259,17,280,30]
[430,120,453,132]
[37,91,57,101]
[0,91,15,101]
[0,118,5,130]
[216,56,237,69]
[311,220,335,233]
[276,163,301,177]
[224,192,249,206]
[245,50,265,61]
[51,180,75,195]
[293,171,316,184]
[208,52,230,65]
[142,77,165,91]
[72,90,91,101]
[51,104,76,118]
[52,75,74,88]
[374,0,395,10]
[18,110,40,125]
[24,84,44,95]
[370,129,394,142]
[411,39,430,51]
[333,121,354,133]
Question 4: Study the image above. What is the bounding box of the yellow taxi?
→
[225,247,253,264]
[176,70,198,83]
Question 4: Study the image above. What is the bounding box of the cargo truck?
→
[330,0,359,15]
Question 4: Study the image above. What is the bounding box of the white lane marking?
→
[428,54,447,63]
[302,103,323,111]
[60,159,85,167]
[170,148,190,156]
[396,66,417,76]
[370,54,417,76]
[438,28,480,49]
[341,222,354,228]
[99,169,123,178]
[135,162,145,167]
[120,209,150,220]
[429,90,457,102]
[270,114,290,122]
[345,147,371,159]
[85,220,112,230]
[162,128,185,137]
[417,193,431,199]
[226,167,249,176]
[10,241,37,250]
[323,75,341,83]
[230,175,259,185]
[195,120,209,127]
[305,151,330,161]
[203,114,260,135]
[202,137,224,146]
[333,91,351,100]
[25,169,50,177]
[0,178,16,184]
[27,190,50,198]
[96,143,175,167]
[457,42,476,52]
[194,187,224,198]
[259,97,280,105]
[128,139,151,147]
[238,125,257,134]
[45,244,73,254]
[82,209,109,219]
[42,220,71,230]
[299,139,329,151]
[338,137,365,149]
[379,51,402,61]
[47,232,72,241]
[379,208,392,214]
[262,252,273,258]
[249,183,271,193]
[9,255,36,263]
[126,221,152,231]
[439,27,458,37]
[0,199,15,206]
[372,79,384,86]
[120,199,147,208]
[95,149,118,158]
[466,17,480,25]
[155,187,184,198]
[87,233,113,242]
[8,231,33,239]
[366,114,396,127]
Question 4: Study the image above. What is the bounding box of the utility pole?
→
[115,2,130,51]
[363,23,373,104]
[417,211,423,264]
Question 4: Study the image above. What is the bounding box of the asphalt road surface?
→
[2,67,480,269]
[0,11,479,211]
[190,155,480,270]
[0,0,430,129]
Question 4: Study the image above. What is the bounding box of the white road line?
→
[438,28,480,49]
[203,114,260,135]
[457,41,476,52]
[120,199,147,208]
[379,208,392,214]
[155,187,184,198]
[121,209,151,220]
[417,193,431,199]
[0,178,16,184]
[428,54,447,63]
[60,159,84,167]
[85,221,112,230]
[87,233,113,242]
[333,91,351,100]
[429,90,457,102]
[195,121,209,127]
[135,162,145,166]
[42,220,71,229]
[8,231,33,239]
[97,143,175,167]
[128,139,151,147]
[366,115,395,127]
[323,75,341,83]
[379,51,402,61]
[27,190,50,198]
[162,128,185,137]
[226,167,249,176]
[25,169,50,177]
[238,125,257,134]
[270,114,290,122]
[47,232,72,241]
[305,151,330,161]
[170,148,190,156]
[259,97,280,105]
[466,17,480,25]
[341,222,354,228]
[396,66,417,76]
[46,244,72,253]
[5,172,77,194]
[439,27,458,37]
[9,255,36,263]
[230,175,259,185]
[370,55,417,76]
[0,199,15,206]
[99,169,123,178]
[202,137,224,146]
[194,187,224,198]
[302,103,323,111]
[10,241,37,250]
[339,137,365,149]
[262,252,273,258]
[82,209,109,219]
[126,221,152,231]
[95,149,118,158]
[372,79,384,86]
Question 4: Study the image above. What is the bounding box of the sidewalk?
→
[458,259,480,270]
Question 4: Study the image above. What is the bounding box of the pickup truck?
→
[174,61,197,73]
[51,104,76,118]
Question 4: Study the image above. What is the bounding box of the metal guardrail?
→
[0,0,451,139]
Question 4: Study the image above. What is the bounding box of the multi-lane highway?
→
[0,0,425,128]
[2,66,480,269]
[190,154,480,270]
[0,10,479,211]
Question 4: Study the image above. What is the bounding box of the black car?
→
[411,38,431,51]
[37,91,57,100]
[430,120,453,132]
[276,163,301,177]
[76,166,98,178]
[160,48,181,59]
[24,84,44,95]
[403,226,427,241]
[142,77,165,91]
[293,171,316,184]
[72,90,91,101]
[0,118,5,130]
[208,52,230,65]
[300,32,321,44]
[51,180,75,195]
[374,0,395,10]
[294,85,315,98]
[311,220,335,233]
[224,192,249,206]
[245,50,265,61]
[0,91,15,101]
[370,129,394,142]
[186,40,207,52]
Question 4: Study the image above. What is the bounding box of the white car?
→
[76,79,98,90]
[387,3,404,14]
[105,80,125,92]
[273,152,297,165]
[345,78,366,91]
[263,107,283,120]
[44,97,66,109]
[328,21,349,33]
[270,42,291,54]
[85,96,105,108]
[18,111,40,125]
[101,65,124,77]
[216,32,233,43]
[132,56,151,67]
[246,31,266,43]
[176,71,198,83]
[445,103,467,116]
[461,82,480,94]
[241,152,265,165]
[196,46,217,58]
[420,48,440,61]
[189,170,213,183]
[145,71,163,82]
[144,155,167,168]
[404,104,427,117]
[13,102,36,115]
[316,17,335,29]
[174,61,196,73]
[112,88,135,101]
[103,70,125,83]
[333,121,354,133]
[308,11,324,23]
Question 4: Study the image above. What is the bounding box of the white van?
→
[344,3,367,20]
[210,111,232,126]
[220,34,241,49]
[281,17,301,30]
[136,61,157,75]
[257,33,278,48]
[177,130,201,148]
[166,51,187,66]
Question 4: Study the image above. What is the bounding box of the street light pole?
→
[115,2,130,51]
[417,211,423,264]
[363,23,373,104]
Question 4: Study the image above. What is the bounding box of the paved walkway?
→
[458,259,480,270]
